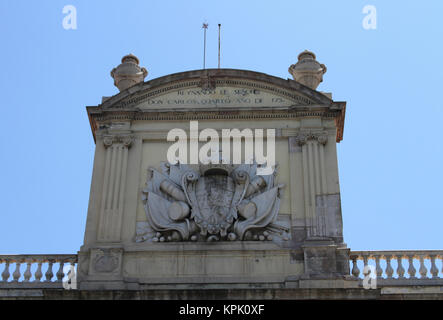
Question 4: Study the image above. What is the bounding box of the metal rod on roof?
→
[218,24,221,69]
[202,22,208,69]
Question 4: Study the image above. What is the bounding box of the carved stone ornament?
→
[137,162,289,243]
[288,50,327,90]
[295,131,328,146]
[199,74,216,91]
[102,134,134,148]
[111,54,148,92]
[92,249,121,273]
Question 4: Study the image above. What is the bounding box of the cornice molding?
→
[90,108,340,120]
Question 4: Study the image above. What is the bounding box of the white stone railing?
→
[0,255,77,288]
[349,250,443,284]
[1,252,443,289]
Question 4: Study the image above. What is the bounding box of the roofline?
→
[99,68,333,109]
[87,68,346,143]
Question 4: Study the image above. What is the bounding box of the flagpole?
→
[202,23,208,69]
[218,24,221,69]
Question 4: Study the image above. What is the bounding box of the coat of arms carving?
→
[136,162,289,242]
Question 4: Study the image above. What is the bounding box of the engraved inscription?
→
[136,87,297,109]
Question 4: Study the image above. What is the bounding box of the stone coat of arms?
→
[136,162,289,242]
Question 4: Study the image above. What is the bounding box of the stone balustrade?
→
[1,251,443,289]
[349,250,443,285]
[0,255,77,288]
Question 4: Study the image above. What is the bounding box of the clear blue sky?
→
[0,0,442,254]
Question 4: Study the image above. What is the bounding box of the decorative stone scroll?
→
[294,131,328,146]
[136,162,290,243]
[103,134,134,148]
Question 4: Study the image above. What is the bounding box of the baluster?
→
[23,261,32,282]
[375,255,383,278]
[351,256,360,277]
[56,261,65,282]
[362,254,368,270]
[407,255,417,279]
[34,261,43,282]
[419,255,428,279]
[429,255,438,279]
[45,261,54,282]
[12,261,21,282]
[1,261,10,282]
[385,255,394,279]
[362,254,370,279]
[396,255,405,279]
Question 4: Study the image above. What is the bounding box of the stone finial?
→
[288,50,327,90]
[111,54,148,92]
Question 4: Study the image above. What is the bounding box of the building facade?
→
[1,53,442,299]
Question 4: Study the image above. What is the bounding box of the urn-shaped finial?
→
[288,50,327,90]
[111,54,148,92]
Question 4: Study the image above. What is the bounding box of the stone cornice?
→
[87,106,345,140]
[103,128,337,142]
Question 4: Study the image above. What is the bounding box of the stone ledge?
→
[1,287,442,300]
[0,288,377,300]
[121,241,296,252]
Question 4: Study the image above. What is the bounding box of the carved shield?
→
[194,175,235,236]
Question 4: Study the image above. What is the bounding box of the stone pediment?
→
[99,69,333,111]
[87,69,346,142]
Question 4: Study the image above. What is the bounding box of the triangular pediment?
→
[100,69,333,111]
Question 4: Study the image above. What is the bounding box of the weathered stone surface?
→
[0,52,441,300]
[111,54,148,92]
[1,286,443,300]
[288,50,327,90]
[137,162,287,243]
[79,55,351,290]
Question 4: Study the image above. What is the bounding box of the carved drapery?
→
[98,134,134,241]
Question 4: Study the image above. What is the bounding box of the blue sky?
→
[0,0,442,254]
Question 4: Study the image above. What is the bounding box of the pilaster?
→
[97,133,134,242]
[294,130,330,239]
